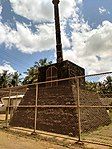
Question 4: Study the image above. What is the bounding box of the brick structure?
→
[10,84,111,136]
[0,86,27,99]
[38,60,85,87]
[10,0,111,136]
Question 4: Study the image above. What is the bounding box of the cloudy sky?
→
[0,0,112,75]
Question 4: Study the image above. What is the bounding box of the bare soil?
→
[0,130,70,149]
[0,114,112,149]
[0,129,111,149]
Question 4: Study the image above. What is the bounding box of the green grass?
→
[81,111,112,146]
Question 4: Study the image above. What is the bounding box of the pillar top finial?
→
[52,0,60,5]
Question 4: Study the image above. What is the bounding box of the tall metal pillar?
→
[52,0,63,63]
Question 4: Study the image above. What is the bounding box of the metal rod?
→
[0,71,112,90]
[52,0,63,63]
[9,105,77,108]
[0,91,10,93]
[5,89,11,128]
[8,105,112,108]
[34,84,38,133]
[77,78,81,142]
[16,92,18,109]
[10,98,13,120]
[78,105,112,108]
[0,91,24,94]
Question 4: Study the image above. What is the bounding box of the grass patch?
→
[81,112,112,146]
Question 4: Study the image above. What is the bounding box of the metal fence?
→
[0,71,112,147]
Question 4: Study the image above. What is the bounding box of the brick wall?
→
[10,85,111,136]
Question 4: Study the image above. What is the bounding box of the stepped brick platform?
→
[10,85,111,136]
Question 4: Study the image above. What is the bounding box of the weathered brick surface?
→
[72,86,111,132]
[38,60,85,86]
[0,86,27,99]
[10,85,111,136]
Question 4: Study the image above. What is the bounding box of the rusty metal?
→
[5,89,11,128]
[10,98,13,120]
[52,0,63,63]
[0,71,112,147]
[76,78,81,142]
[0,91,10,93]
[33,84,38,133]
[79,105,112,108]
[15,92,18,109]
[9,105,77,108]
[0,71,112,90]
[8,105,112,108]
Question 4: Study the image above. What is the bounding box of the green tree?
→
[0,71,11,88]
[23,58,52,84]
[34,58,52,67]
[104,76,112,93]
[0,71,21,88]
[11,72,21,87]
[85,81,98,92]
[23,67,38,84]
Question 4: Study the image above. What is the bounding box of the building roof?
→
[1,95,24,100]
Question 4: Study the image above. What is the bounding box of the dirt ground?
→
[0,114,112,149]
[0,130,70,149]
[0,129,112,149]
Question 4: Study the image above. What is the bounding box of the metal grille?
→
[0,71,112,147]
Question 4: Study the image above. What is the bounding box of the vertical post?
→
[77,78,81,142]
[52,0,63,63]
[15,92,18,110]
[5,89,11,128]
[10,96,13,120]
[33,84,38,134]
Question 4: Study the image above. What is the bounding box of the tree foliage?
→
[0,58,52,87]
[85,75,112,96]
[23,58,52,84]
[0,71,21,88]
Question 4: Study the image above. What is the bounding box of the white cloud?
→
[0,5,2,14]
[1,0,112,75]
[77,0,83,4]
[64,21,112,74]
[0,0,81,55]
[0,0,80,54]
[0,21,70,54]
[10,0,53,21]
[99,6,110,15]
[10,0,77,21]
[0,5,2,20]
[98,73,112,82]
[0,62,16,74]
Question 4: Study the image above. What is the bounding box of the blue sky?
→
[0,0,112,75]
[82,0,112,27]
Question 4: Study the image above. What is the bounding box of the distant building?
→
[0,99,4,108]
[0,95,24,113]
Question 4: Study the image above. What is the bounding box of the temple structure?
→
[10,0,111,136]
[38,0,85,86]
